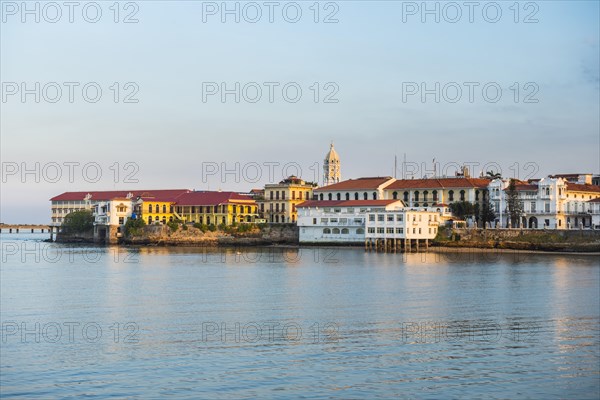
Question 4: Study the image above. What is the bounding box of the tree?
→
[506,178,523,227]
[124,217,146,236]
[477,197,497,229]
[62,210,94,234]
[449,201,475,221]
[486,170,502,180]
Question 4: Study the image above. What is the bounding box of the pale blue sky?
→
[1,1,599,223]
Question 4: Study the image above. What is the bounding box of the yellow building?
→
[133,190,190,225]
[173,191,258,226]
[259,176,317,223]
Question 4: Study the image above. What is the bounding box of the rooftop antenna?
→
[394,155,397,178]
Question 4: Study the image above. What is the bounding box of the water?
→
[1,233,599,398]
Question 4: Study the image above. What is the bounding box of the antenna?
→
[394,155,397,179]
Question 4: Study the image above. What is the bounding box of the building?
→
[93,197,134,243]
[50,189,190,226]
[314,176,396,202]
[488,176,600,229]
[323,142,341,186]
[365,209,440,251]
[382,177,490,209]
[134,190,192,225]
[588,198,600,229]
[173,191,258,226]
[296,199,405,244]
[259,176,316,223]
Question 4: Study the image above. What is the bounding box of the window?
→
[119,217,124,225]
[299,192,303,200]
[448,190,454,201]
[282,192,286,200]
[345,193,350,200]
[403,192,409,201]
[347,208,354,213]
[292,191,296,200]
[281,203,286,212]
[368,228,375,233]
[460,190,465,201]
[328,193,333,201]
[372,192,377,200]
[148,204,153,213]
[341,228,349,234]
[545,203,550,212]
[332,228,340,234]
[334,208,341,213]
[276,204,279,212]
[319,194,324,201]
[378,214,384,222]
[369,215,375,221]
[387,215,394,221]
[419,228,421,234]
[330,218,338,223]
[531,202,536,212]
[396,228,403,234]
[386,227,394,234]
[270,191,274,200]
[414,191,419,201]
[336,193,341,200]
[363,192,368,200]
[433,190,438,202]
[377,227,384,234]
[423,191,428,201]
[357,228,365,234]
[354,193,359,200]
[475,190,480,201]
[321,218,328,223]
[393,191,398,200]
[396,214,403,222]
[323,228,331,234]
[313,218,317,225]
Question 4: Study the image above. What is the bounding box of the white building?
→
[588,198,600,229]
[314,176,396,202]
[365,209,440,251]
[488,176,600,229]
[296,199,404,244]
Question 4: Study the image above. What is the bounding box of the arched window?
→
[475,190,480,201]
[403,192,409,201]
[393,191,398,200]
[341,228,349,234]
[148,216,152,224]
[372,192,377,200]
[155,216,159,222]
[162,217,166,224]
[319,193,324,201]
[460,190,465,201]
[433,190,438,202]
[345,193,350,200]
[449,190,454,201]
[148,204,153,213]
[328,193,333,201]
[336,193,341,201]
[354,193,359,200]
[423,191,428,201]
[414,191,420,201]
[169,216,173,221]
[233,205,237,214]
[332,228,340,234]
[363,192,368,200]
[356,228,364,234]
[275,215,279,223]
[323,228,331,234]
[247,206,251,213]
[162,205,166,213]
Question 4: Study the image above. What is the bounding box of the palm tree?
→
[485,170,502,180]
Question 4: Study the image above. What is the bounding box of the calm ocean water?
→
[1,233,599,399]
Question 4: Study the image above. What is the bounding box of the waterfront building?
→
[93,197,134,242]
[259,176,316,223]
[50,189,189,226]
[296,199,405,244]
[488,176,600,229]
[314,176,395,202]
[323,142,342,186]
[134,190,191,225]
[364,209,440,251]
[588,198,600,229]
[173,191,258,226]
[382,177,490,209]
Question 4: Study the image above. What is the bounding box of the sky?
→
[1,0,599,223]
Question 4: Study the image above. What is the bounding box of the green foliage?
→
[506,178,524,227]
[166,219,179,232]
[478,198,497,228]
[62,210,94,234]
[124,217,146,236]
[449,201,475,220]
[208,224,217,232]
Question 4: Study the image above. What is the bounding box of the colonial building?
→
[488,176,600,229]
[323,142,341,186]
[173,191,258,226]
[50,189,189,226]
[365,209,440,251]
[588,198,600,229]
[259,176,316,223]
[93,197,134,243]
[382,177,490,208]
[314,176,396,202]
[296,199,405,244]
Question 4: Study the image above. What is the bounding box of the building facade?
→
[174,191,258,226]
[365,209,440,241]
[314,176,396,202]
[296,199,405,243]
[259,176,316,223]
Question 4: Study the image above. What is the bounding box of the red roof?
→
[588,198,600,203]
[296,200,401,208]
[566,182,600,193]
[174,191,256,206]
[50,189,190,202]
[384,178,490,190]
[314,177,394,192]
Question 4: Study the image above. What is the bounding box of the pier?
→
[365,238,429,253]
